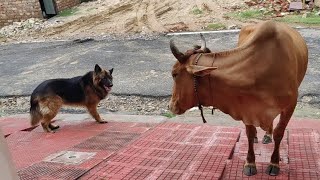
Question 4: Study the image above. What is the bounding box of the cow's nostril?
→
[109,84,113,87]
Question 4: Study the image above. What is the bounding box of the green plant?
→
[278,13,320,25]
[206,23,226,30]
[162,112,176,118]
[227,10,265,20]
[192,7,203,15]
[58,8,78,17]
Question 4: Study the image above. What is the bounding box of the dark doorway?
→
[39,0,58,18]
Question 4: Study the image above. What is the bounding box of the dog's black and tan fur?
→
[30,64,113,132]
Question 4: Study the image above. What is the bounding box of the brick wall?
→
[55,0,80,12]
[0,0,81,28]
[0,0,42,27]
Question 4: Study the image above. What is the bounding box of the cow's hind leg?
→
[263,124,273,144]
[266,103,295,176]
[254,128,258,143]
[243,125,257,176]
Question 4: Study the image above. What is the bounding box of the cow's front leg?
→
[243,125,257,176]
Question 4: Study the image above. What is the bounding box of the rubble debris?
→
[0,18,62,38]
[244,0,318,17]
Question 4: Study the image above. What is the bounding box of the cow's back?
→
[236,21,308,90]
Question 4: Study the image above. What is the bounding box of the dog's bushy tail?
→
[30,96,42,126]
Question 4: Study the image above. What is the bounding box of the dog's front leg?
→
[87,105,108,123]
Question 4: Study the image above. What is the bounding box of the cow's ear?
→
[187,65,217,77]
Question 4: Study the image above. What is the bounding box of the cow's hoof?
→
[262,135,272,144]
[265,164,280,176]
[254,137,258,143]
[243,164,257,176]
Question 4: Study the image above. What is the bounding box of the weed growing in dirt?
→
[227,10,265,20]
[58,8,79,17]
[278,13,320,25]
[192,7,203,15]
[162,112,176,118]
[206,23,226,30]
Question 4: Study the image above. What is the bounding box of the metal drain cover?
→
[44,151,96,165]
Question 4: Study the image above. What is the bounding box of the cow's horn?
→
[200,33,206,51]
[170,39,187,63]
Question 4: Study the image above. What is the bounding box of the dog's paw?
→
[97,120,108,124]
[49,124,60,131]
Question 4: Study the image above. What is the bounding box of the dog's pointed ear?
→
[109,68,114,75]
[94,64,102,74]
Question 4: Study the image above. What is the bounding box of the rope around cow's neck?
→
[193,53,217,123]
[193,53,207,123]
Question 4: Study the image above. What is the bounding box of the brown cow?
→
[169,21,308,176]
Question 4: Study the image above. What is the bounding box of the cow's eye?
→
[172,73,178,78]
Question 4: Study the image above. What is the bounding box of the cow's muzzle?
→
[168,100,185,115]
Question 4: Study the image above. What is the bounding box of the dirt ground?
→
[1,0,254,42]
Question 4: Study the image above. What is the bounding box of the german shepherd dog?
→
[30,64,113,132]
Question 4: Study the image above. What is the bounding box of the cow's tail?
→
[30,96,42,126]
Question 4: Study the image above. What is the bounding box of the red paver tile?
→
[157,122,181,129]
[138,157,166,168]
[156,170,185,180]
[147,149,175,159]
[122,167,154,180]
[0,117,32,136]
[215,132,241,139]
[5,118,320,180]
[187,137,209,144]
[289,170,320,180]
[186,172,220,180]
[177,123,201,130]
[197,125,218,132]
[213,138,238,146]
[165,160,193,171]
[194,131,214,138]
[119,146,147,156]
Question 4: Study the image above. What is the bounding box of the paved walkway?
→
[1,114,320,180]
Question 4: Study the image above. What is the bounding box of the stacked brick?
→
[0,0,41,28]
[0,0,80,28]
[55,0,80,12]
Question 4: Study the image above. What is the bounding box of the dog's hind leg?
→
[39,96,62,132]
[87,104,107,123]
[41,112,60,132]
[41,121,52,133]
